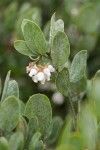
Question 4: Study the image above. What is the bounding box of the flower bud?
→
[26,66,31,73]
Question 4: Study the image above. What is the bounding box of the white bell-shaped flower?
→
[29,68,38,77]
[43,68,51,81]
[43,68,51,76]
[41,78,46,84]
[26,63,55,84]
[46,75,50,81]
[37,72,45,81]
[48,65,55,72]
[32,75,38,83]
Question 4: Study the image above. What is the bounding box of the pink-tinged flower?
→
[26,66,31,73]
[26,63,55,84]
[43,68,51,76]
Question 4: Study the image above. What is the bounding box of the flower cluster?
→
[26,62,55,84]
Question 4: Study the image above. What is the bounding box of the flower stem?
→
[68,95,77,130]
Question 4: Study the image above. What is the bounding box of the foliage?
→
[0,0,100,100]
[0,0,100,149]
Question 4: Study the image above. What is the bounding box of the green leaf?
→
[9,131,24,150]
[55,19,64,33]
[51,31,70,69]
[15,6,41,39]
[91,70,100,120]
[58,117,72,145]
[0,96,20,131]
[76,3,99,33]
[47,116,63,146]
[14,40,34,56]
[0,137,9,150]
[19,100,25,115]
[57,132,84,150]
[4,80,19,99]
[92,70,100,101]
[49,13,64,43]
[1,71,11,102]
[25,117,39,148]
[16,117,28,139]
[78,104,97,150]
[69,132,84,150]
[25,94,52,139]
[49,13,56,43]
[22,19,47,55]
[35,140,44,150]
[70,50,87,83]
[56,68,70,96]
[20,8,41,34]
[29,132,43,150]
[70,76,87,93]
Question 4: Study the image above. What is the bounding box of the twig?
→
[77,93,81,114]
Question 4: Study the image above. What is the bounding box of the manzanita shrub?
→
[0,14,100,150]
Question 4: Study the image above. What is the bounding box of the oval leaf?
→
[22,19,47,55]
[25,94,52,139]
[25,117,39,148]
[9,131,24,150]
[51,31,70,69]
[70,76,87,93]
[55,19,64,33]
[70,50,87,83]
[0,96,20,131]
[14,40,34,56]
[4,80,19,99]
[47,116,63,146]
[16,117,28,140]
[56,68,70,96]
[29,132,43,150]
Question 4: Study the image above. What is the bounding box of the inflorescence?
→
[26,62,55,84]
